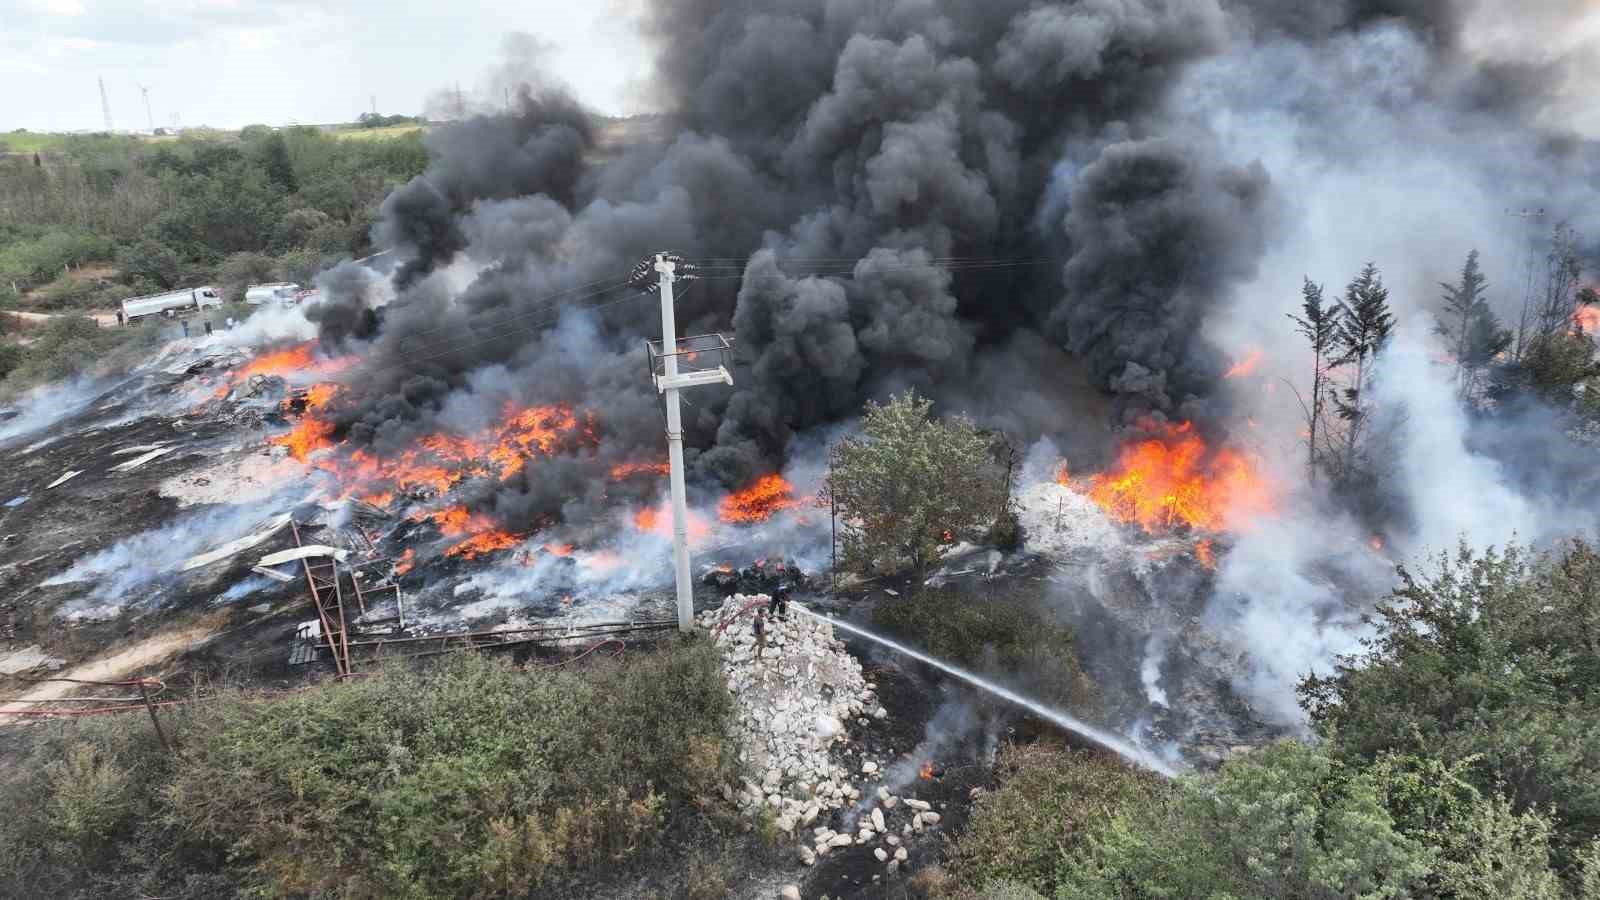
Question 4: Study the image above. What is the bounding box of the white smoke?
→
[0,377,105,448]
[44,503,295,621]
[208,300,320,348]
[1372,321,1541,554]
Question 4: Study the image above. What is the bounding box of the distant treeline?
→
[0,126,427,310]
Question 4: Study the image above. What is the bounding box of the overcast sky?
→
[0,0,653,132]
[2,0,1596,136]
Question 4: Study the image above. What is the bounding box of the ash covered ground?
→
[0,317,1282,779]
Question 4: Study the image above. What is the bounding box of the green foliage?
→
[0,125,426,312]
[1436,250,1512,395]
[0,228,112,285]
[1522,332,1600,404]
[215,251,278,301]
[872,587,1096,711]
[114,238,183,290]
[3,315,145,385]
[166,645,733,897]
[44,743,137,849]
[825,390,1004,574]
[1302,540,1600,866]
[0,642,736,898]
[987,506,1024,551]
[358,112,422,128]
[1057,742,1437,900]
[1434,794,1569,900]
[28,274,132,311]
[0,342,24,380]
[1290,276,1341,479]
[947,743,1158,894]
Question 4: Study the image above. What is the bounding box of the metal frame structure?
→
[294,620,676,668]
[290,520,353,677]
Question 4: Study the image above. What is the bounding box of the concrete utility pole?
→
[641,253,733,632]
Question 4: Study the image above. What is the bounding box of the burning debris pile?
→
[702,558,810,597]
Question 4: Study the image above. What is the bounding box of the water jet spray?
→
[793,606,1178,777]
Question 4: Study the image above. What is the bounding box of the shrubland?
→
[934,540,1600,900]
[0,642,739,899]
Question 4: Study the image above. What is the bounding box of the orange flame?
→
[272,414,337,461]
[214,342,355,398]
[633,503,711,540]
[430,505,524,559]
[394,548,415,575]
[919,761,935,780]
[1054,461,1071,485]
[544,542,575,556]
[1224,349,1264,379]
[718,474,799,523]
[609,460,671,480]
[1194,538,1216,570]
[1574,306,1600,335]
[1086,422,1275,534]
[284,401,591,503]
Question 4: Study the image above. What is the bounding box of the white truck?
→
[244,282,302,306]
[120,286,222,323]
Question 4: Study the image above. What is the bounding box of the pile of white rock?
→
[804,784,943,874]
[704,595,881,831]
[703,595,944,877]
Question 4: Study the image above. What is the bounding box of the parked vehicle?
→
[121,286,222,323]
[245,282,302,306]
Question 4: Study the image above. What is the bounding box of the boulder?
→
[874,848,889,862]
[780,886,802,900]
[871,808,886,832]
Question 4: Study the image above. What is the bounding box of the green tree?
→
[823,390,1003,575]
[1288,277,1341,482]
[1301,540,1600,865]
[1436,250,1506,395]
[1332,262,1395,475]
[216,252,278,302]
[1522,331,1600,407]
[115,238,182,290]
[254,132,298,195]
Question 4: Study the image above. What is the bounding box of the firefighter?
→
[770,583,790,621]
[752,608,768,660]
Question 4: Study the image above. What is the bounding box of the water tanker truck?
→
[120,286,222,323]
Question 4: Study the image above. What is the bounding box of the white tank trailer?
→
[120,286,222,323]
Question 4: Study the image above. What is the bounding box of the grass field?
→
[0,131,69,153]
[331,123,428,141]
[0,124,417,155]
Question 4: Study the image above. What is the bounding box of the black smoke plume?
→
[311,0,1598,536]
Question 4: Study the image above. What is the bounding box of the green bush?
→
[947,743,1159,894]
[0,641,736,898]
[29,274,132,311]
[0,228,112,285]
[1301,540,1600,866]
[872,587,1097,711]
